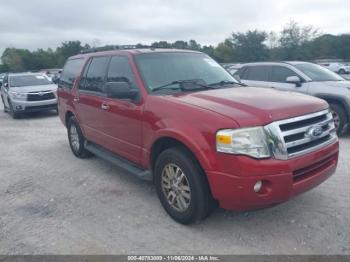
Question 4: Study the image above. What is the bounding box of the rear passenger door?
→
[75,56,110,144]
[239,65,272,88]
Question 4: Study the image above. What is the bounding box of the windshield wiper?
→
[152,79,216,92]
[209,80,247,87]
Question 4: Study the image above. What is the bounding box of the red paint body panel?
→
[58,49,339,212]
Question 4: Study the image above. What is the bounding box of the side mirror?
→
[286,76,302,87]
[104,82,138,100]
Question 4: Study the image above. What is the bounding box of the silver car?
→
[0,72,58,118]
[236,61,350,135]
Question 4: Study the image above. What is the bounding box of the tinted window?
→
[107,56,136,86]
[270,66,298,83]
[59,58,84,89]
[82,56,109,93]
[243,66,270,81]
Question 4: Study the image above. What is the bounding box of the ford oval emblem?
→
[306,125,324,139]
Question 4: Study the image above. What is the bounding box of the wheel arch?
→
[314,93,350,121]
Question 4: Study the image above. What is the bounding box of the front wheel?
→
[154,147,216,224]
[8,99,20,119]
[330,103,348,136]
[338,69,346,75]
[67,116,93,158]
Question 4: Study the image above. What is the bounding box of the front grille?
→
[277,110,336,158]
[27,91,55,101]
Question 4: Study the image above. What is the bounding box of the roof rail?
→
[80,45,152,54]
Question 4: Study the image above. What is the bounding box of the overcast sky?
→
[0,0,349,55]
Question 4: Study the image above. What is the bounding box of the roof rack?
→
[80,45,152,54]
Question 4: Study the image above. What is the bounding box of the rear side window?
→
[81,56,109,93]
[270,66,298,83]
[59,58,84,89]
[243,66,270,81]
[107,56,137,87]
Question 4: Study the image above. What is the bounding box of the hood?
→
[322,80,350,89]
[10,84,57,93]
[166,87,328,127]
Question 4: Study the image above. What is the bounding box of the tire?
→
[330,103,348,136]
[67,116,93,158]
[8,99,20,119]
[1,95,7,112]
[338,69,346,75]
[154,147,216,224]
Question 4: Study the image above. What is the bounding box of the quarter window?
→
[59,58,84,89]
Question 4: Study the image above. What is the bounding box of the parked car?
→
[58,50,338,224]
[235,61,350,135]
[320,62,350,74]
[0,72,58,118]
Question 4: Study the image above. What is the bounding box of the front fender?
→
[142,118,220,172]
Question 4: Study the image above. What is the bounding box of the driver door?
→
[269,66,309,94]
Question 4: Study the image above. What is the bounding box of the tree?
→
[56,41,89,66]
[230,30,269,62]
[277,20,319,60]
[213,39,234,62]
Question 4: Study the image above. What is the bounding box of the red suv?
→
[57,49,339,224]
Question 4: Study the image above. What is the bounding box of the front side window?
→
[9,74,52,87]
[107,56,136,87]
[295,63,344,82]
[82,56,109,93]
[270,66,298,83]
[135,52,237,92]
[59,58,84,89]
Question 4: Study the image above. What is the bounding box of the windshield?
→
[135,52,239,91]
[9,74,52,87]
[295,63,344,82]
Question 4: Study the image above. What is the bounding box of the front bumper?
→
[206,140,339,211]
[11,98,57,113]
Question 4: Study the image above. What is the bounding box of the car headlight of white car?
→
[10,91,26,100]
[216,127,271,158]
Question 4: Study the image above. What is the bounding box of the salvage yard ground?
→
[0,103,349,255]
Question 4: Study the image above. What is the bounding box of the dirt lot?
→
[0,103,349,255]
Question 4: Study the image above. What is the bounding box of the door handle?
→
[73,97,79,102]
[101,103,110,110]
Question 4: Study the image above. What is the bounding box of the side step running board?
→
[84,141,152,181]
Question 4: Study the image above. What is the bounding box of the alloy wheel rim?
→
[331,110,340,131]
[161,163,191,212]
[70,125,80,152]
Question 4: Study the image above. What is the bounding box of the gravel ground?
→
[0,103,349,255]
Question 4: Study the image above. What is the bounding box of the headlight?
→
[10,91,26,100]
[216,127,271,158]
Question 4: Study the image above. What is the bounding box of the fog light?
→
[254,180,262,193]
[15,105,22,110]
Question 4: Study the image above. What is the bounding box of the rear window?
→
[59,58,84,89]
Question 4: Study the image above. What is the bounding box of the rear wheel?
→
[330,103,348,136]
[154,147,216,224]
[67,116,93,158]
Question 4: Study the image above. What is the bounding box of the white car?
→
[320,62,350,74]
